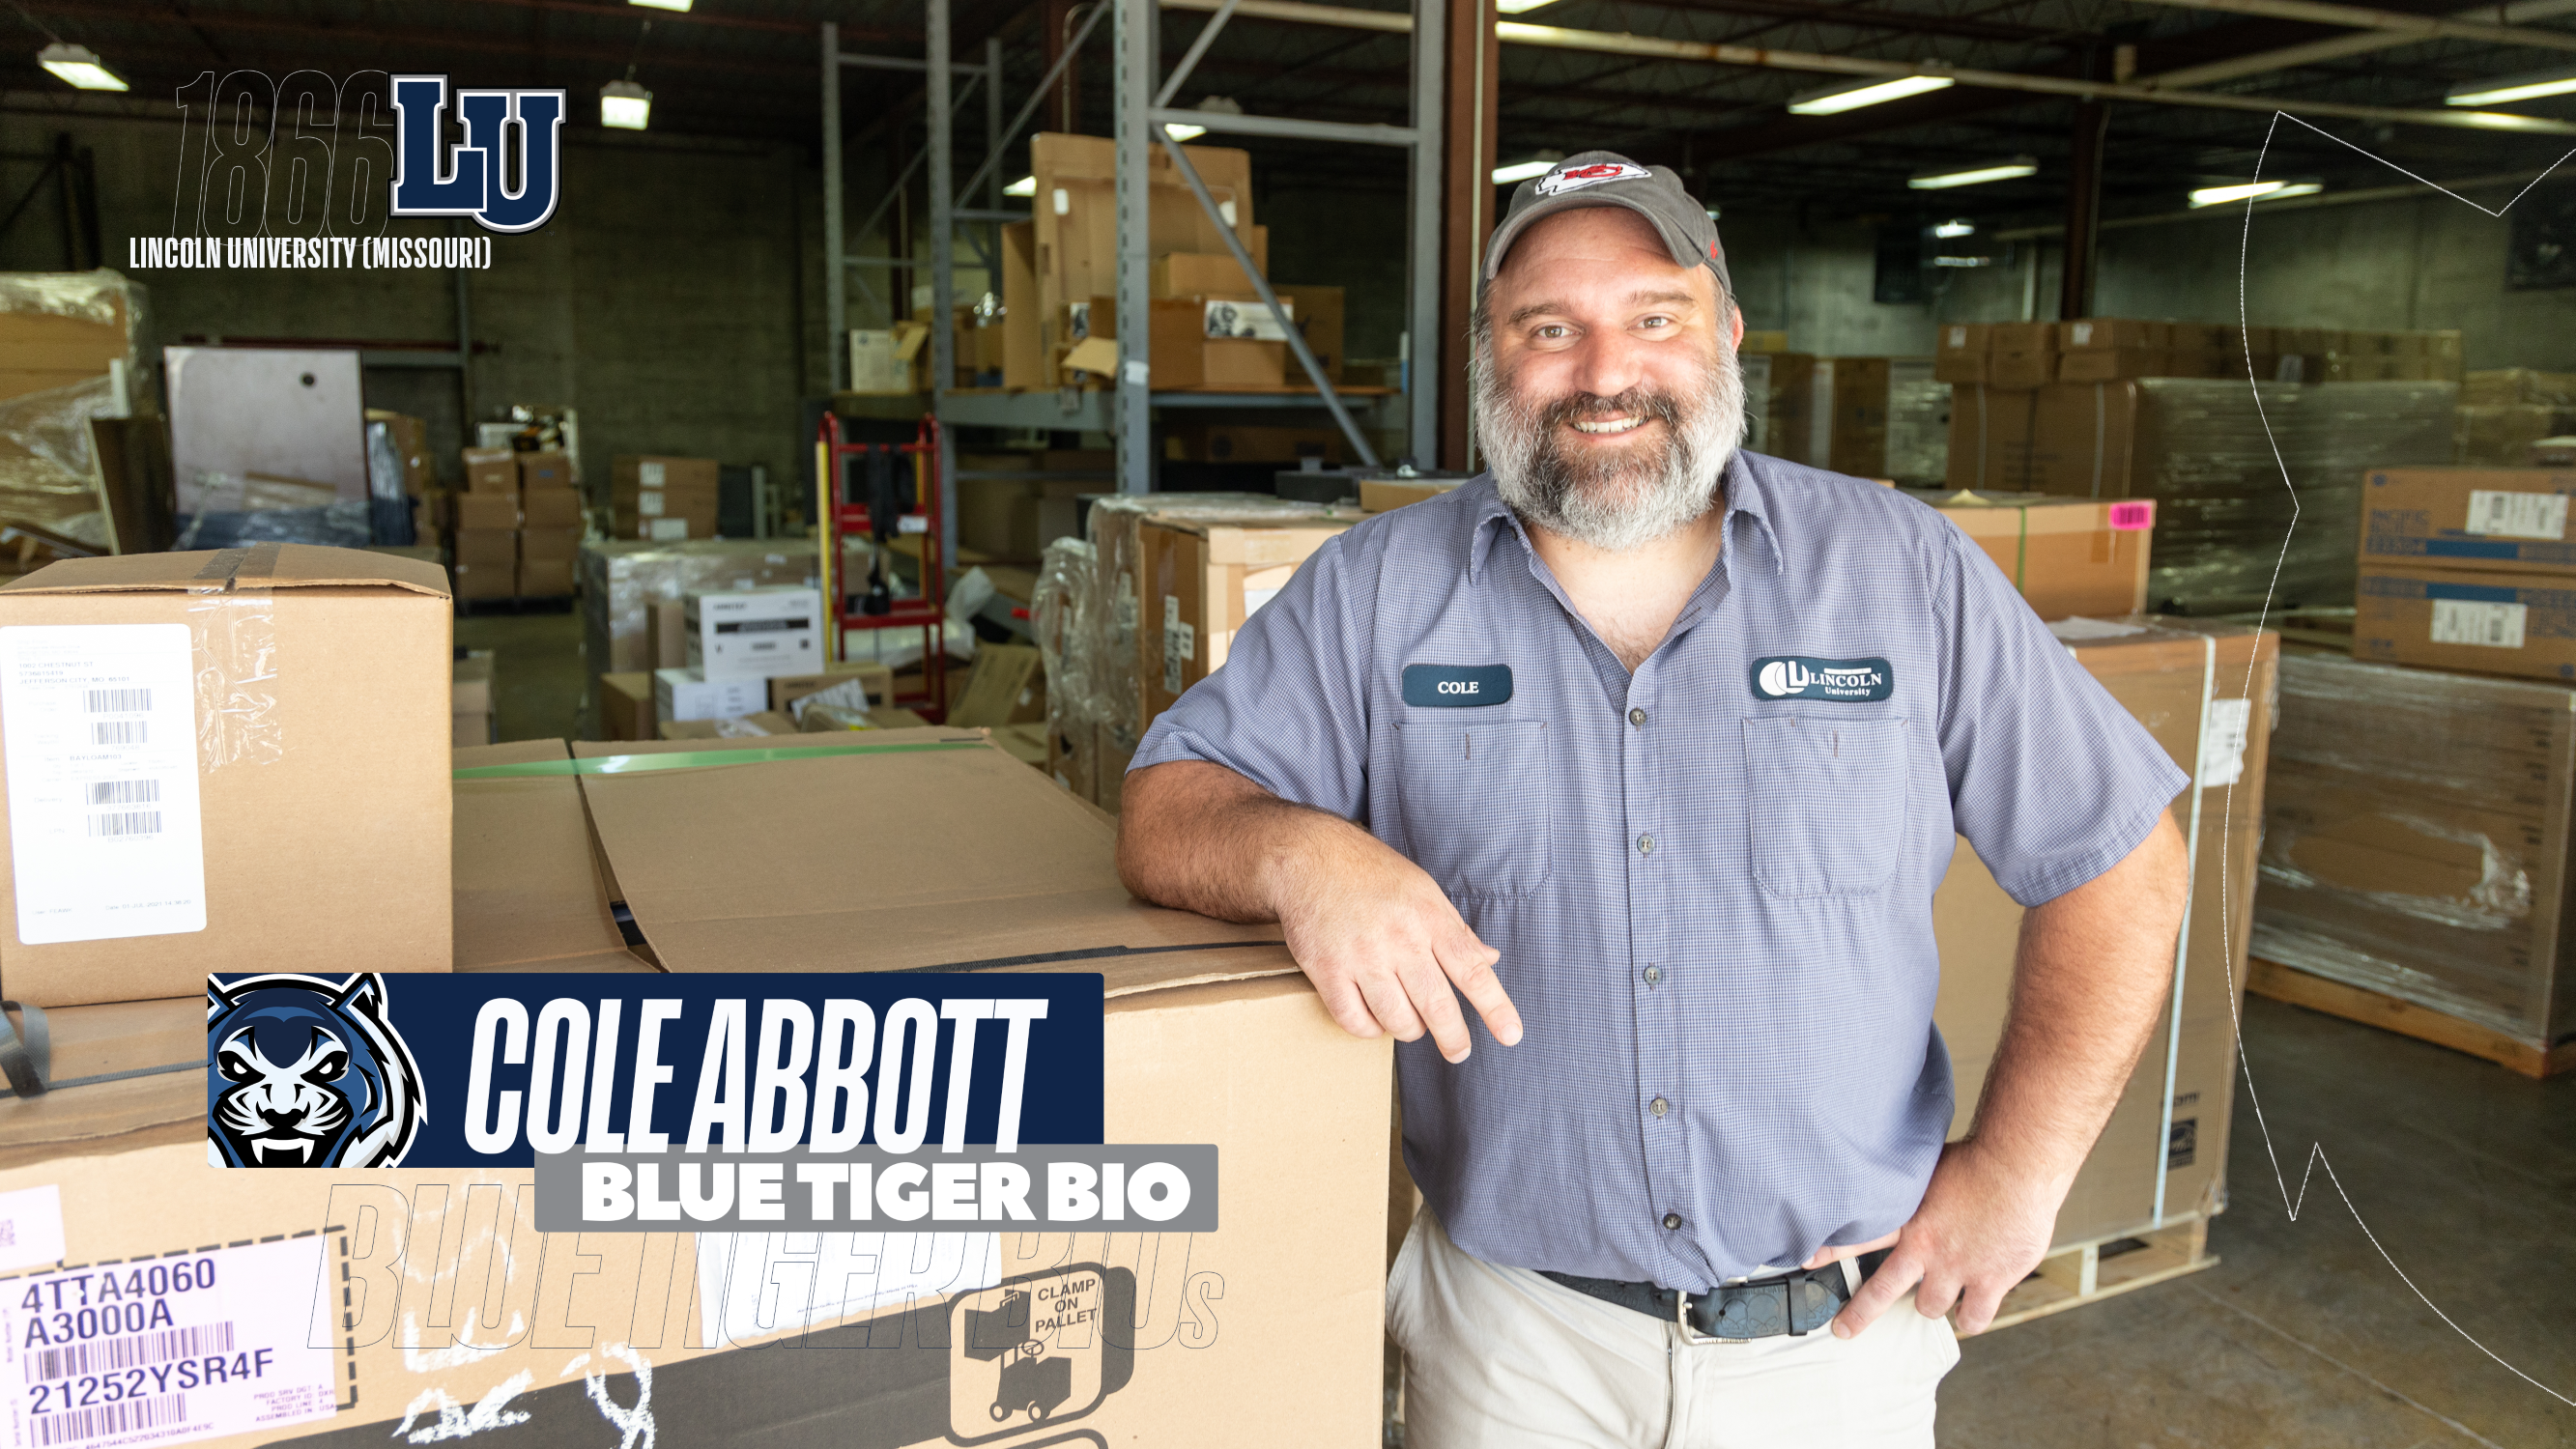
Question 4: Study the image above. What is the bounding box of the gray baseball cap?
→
[1483,151,1730,300]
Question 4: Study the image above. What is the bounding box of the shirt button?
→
[1649,1096,1669,1118]
[1663,1212,1682,1231]
[1644,965,1661,986]
[1637,834,1656,855]
[1628,707,1647,726]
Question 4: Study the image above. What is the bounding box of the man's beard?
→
[1474,336,1745,554]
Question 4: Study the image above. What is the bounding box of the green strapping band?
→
[452,740,983,780]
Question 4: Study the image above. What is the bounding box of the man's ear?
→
[1728,300,1746,351]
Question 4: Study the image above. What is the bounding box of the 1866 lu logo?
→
[390,74,564,233]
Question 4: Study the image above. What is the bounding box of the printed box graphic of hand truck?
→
[964,1291,1076,1424]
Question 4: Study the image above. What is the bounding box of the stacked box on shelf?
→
[1946,378,2457,613]
[578,539,820,727]
[611,454,721,541]
[2251,646,2576,1073]
[517,449,581,596]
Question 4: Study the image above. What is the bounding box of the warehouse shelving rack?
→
[819,0,1445,567]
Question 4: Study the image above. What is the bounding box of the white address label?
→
[2430,598,2527,649]
[2197,697,2253,788]
[0,625,207,945]
[2463,490,2568,541]
[0,1236,339,1449]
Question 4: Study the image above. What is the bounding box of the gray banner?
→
[532,1145,1218,1233]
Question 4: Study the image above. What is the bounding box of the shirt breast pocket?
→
[1396,718,1553,899]
[1741,715,1909,899]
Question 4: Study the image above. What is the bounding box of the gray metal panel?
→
[166,347,367,513]
[1408,0,1445,463]
[1115,0,1153,496]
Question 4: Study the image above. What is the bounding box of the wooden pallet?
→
[1988,1217,2216,1332]
[2248,957,2574,1080]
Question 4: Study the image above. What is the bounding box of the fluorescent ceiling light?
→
[1932,219,1975,239]
[1004,175,1036,197]
[1932,256,1994,267]
[1788,73,1952,116]
[600,78,651,130]
[1494,0,1560,12]
[629,0,692,10]
[2188,180,2322,208]
[1492,151,1565,185]
[1161,122,1208,141]
[38,43,125,91]
[1908,156,2037,190]
[2446,66,2576,107]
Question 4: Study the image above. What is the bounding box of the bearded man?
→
[1115,154,2190,1447]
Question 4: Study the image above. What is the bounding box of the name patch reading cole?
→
[1751,656,1894,702]
[1403,663,1513,707]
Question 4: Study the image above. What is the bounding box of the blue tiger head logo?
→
[206,973,424,1169]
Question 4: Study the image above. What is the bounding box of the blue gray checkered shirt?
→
[1131,454,2188,1291]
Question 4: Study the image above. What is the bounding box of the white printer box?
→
[654,667,768,724]
[684,586,823,681]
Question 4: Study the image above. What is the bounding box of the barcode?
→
[32,1394,187,1447]
[34,1322,233,1382]
[84,780,158,806]
[82,688,149,714]
[89,721,145,746]
[85,811,160,838]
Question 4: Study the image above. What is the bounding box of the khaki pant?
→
[1388,1208,1960,1449]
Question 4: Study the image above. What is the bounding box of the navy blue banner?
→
[205,972,1104,1170]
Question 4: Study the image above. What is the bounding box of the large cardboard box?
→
[1031,130,1257,332]
[1933,617,2275,1245]
[462,445,517,493]
[451,559,516,600]
[454,492,519,530]
[0,546,452,1005]
[598,668,656,741]
[767,661,894,715]
[517,554,576,599]
[612,456,722,541]
[1136,516,1355,729]
[1910,489,2154,619]
[451,527,517,569]
[2252,648,2576,1053]
[1001,221,1048,390]
[2359,468,2576,576]
[451,738,652,973]
[452,649,495,747]
[517,450,572,491]
[952,642,1047,727]
[365,410,435,496]
[0,735,1388,1447]
[521,486,584,531]
[1818,357,1891,477]
[1932,323,1989,384]
[2353,564,2576,680]
[1153,250,1268,298]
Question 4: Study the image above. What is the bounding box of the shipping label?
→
[0,625,208,945]
[0,1237,340,1449]
[2429,598,2527,649]
[2463,490,2568,541]
[2196,697,2253,788]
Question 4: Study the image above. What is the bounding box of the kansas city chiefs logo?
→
[1536,160,1649,195]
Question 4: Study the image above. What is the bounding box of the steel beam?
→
[1117,0,1155,496]
[823,20,845,390]
[1438,0,1496,471]
[1148,105,1418,144]
[930,0,959,568]
[1408,0,1445,467]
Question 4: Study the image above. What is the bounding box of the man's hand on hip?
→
[1821,1139,2058,1338]
[1117,759,1525,1063]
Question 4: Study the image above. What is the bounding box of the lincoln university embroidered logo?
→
[206,973,425,1169]
[389,74,564,233]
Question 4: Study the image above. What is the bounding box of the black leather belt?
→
[1540,1249,1890,1344]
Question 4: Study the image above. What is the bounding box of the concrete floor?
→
[459,607,2575,1447]
[1943,995,2575,1449]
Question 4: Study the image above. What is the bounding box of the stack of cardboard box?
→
[1935,320,2465,387]
[997,132,1363,394]
[2456,368,2576,466]
[2353,466,2576,679]
[450,447,583,600]
[1743,355,1896,476]
[644,584,825,729]
[611,454,721,542]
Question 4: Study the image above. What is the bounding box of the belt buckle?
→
[1672,1290,1744,1347]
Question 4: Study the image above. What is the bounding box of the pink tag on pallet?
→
[2108,500,2156,530]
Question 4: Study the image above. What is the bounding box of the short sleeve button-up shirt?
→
[1129,453,2189,1292]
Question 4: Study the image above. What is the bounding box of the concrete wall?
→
[0,109,820,495]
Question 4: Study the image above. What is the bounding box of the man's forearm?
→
[1115,759,1352,923]
[1965,811,2191,1193]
